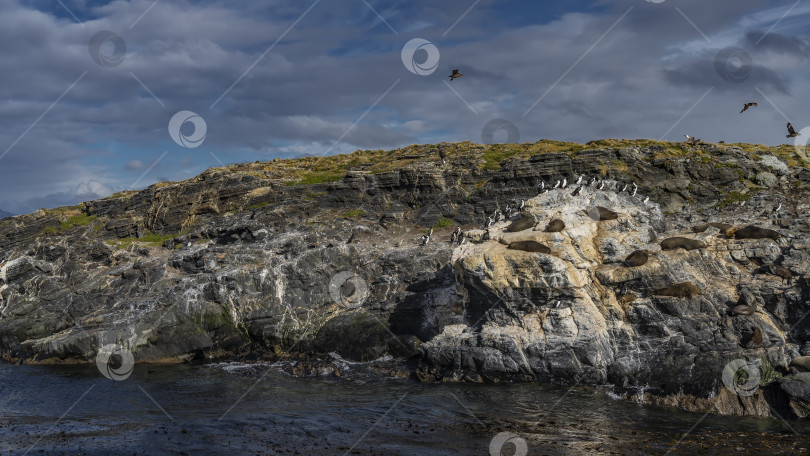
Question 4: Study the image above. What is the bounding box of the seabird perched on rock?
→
[621,183,628,192]
[589,177,597,187]
[774,203,782,214]
[458,232,466,245]
[684,134,699,146]
[561,177,567,189]
[482,228,490,241]
[540,181,545,190]
[553,180,561,189]
[428,227,433,237]
[450,231,457,243]
[631,187,637,197]
[598,181,605,190]
[576,175,583,185]
[420,234,430,245]
[453,226,462,236]
[484,216,493,229]
[519,199,525,211]
[571,185,583,196]
[740,102,757,113]
[786,122,801,138]
[555,300,561,308]
[643,196,649,204]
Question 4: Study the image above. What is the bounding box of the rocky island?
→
[2,139,809,420]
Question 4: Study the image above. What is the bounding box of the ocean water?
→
[0,358,808,456]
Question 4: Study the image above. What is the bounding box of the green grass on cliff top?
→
[95,139,809,195]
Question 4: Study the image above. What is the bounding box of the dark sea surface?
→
[1,358,808,456]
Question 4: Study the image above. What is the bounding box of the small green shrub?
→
[344,209,365,218]
[433,218,454,229]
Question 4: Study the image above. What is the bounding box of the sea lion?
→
[545,219,565,233]
[730,304,755,316]
[585,206,618,221]
[765,264,793,284]
[623,250,649,267]
[654,282,701,298]
[730,225,780,240]
[507,213,537,232]
[744,327,763,349]
[791,356,810,372]
[660,237,706,251]
[691,222,733,233]
[507,240,551,253]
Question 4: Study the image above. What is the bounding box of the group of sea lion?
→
[618,222,793,303]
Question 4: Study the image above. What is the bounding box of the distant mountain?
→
[0,209,12,220]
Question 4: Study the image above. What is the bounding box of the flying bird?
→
[684,134,700,146]
[449,69,463,81]
[787,122,801,138]
[740,102,757,113]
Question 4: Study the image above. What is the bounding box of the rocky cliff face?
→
[1,140,809,418]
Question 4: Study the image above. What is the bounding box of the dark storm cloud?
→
[0,0,808,215]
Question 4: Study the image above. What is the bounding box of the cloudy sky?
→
[0,0,808,214]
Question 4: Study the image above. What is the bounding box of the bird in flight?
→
[786,123,801,138]
[740,102,757,113]
[449,69,463,81]
[684,134,700,146]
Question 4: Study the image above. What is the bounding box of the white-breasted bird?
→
[643,196,649,204]
[519,199,525,210]
[561,178,567,189]
[554,180,561,189]
[576,175,583,185]
[631,187,637,197]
